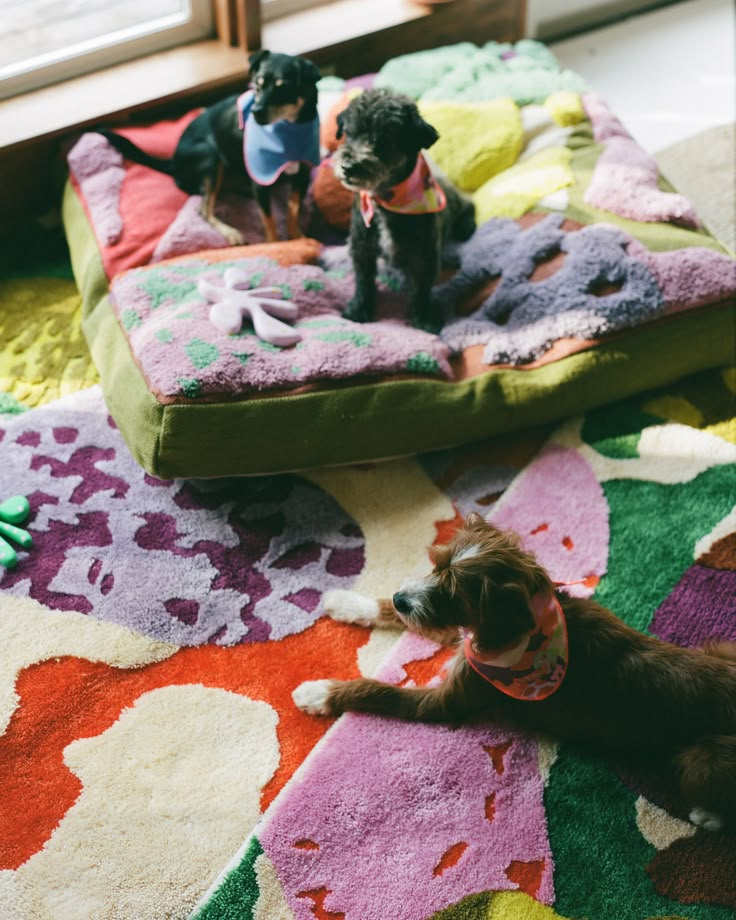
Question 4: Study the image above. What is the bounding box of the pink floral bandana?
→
[359,153,447,228]
[464,587,569,701]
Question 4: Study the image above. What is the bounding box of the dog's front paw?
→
[225,228,245,246]
[293,679,337,716]
[416,315,442,335]
[342,297,372,324]
[689,807,725,832]
[323,590,380,626]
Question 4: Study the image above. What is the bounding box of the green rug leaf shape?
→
[581,406,665,459]
[191,837,263,920]
[594,465,735,633]
[546,746,734,920]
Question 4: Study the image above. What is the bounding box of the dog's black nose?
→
[343,162,368,180]
[393,592,411,615]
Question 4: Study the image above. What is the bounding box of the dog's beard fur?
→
[390,573,461,646]
[331,142,410,194]
[332,88,438,195]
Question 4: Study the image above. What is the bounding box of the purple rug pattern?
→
[0,387,364,646]
[258,631,554,919]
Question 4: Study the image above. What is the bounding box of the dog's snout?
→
[340,160,366,183]
[393,592,411,615]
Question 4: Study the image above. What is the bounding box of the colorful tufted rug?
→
[1,225,735,917]
[2,69,736,913]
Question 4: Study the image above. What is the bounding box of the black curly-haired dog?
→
[332,88,476,332]
[96,50,321,244]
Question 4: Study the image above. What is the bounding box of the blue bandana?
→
[238,90,321,186]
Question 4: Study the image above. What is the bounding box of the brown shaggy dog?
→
[293,514,736,832]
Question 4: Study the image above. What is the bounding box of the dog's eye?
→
[256,76,265,87]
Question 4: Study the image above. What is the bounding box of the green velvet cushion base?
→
[63,183,734,479]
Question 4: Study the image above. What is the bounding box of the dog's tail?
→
[96,129,175,177]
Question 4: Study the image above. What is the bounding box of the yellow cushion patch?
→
[544,90,586,127]
[419,98,523,193]
[473,146,574,221]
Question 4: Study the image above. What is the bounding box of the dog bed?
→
[61,40,736,478]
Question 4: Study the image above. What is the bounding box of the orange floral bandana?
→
[464,587,569,701]
[359,153,447,228]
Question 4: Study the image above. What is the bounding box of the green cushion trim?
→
[153,303,733,477]
[561,137,730,253]
[84,291,165,474]
[62,180,735,479]
[62,182,113,311]
[84,293,732,479]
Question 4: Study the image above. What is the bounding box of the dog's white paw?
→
[292,680,335,716]
[221,225,245,246]
[688,807,725,832]
[323,590,379,626]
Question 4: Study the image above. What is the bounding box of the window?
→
[0,0,213,101]
[261,0,334,23]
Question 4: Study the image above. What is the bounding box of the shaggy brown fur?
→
[293,514,736,831]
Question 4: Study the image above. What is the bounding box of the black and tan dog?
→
[96,50,321,243]
[331,88,476,332]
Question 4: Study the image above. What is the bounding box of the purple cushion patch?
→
[438,213,736,365]
[110,256,452,396]
[582,92,700,227]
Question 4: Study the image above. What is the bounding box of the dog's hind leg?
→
[200,166,245,245]
[676,735,736,831]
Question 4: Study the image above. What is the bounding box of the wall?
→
[526,0,679,39]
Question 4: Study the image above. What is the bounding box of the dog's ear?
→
[414,113,439,150]
[297,57,322,89]
[248,49,270,78]
[477,578,536,651]
[429,542,452,569]
[336,111,345,140]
